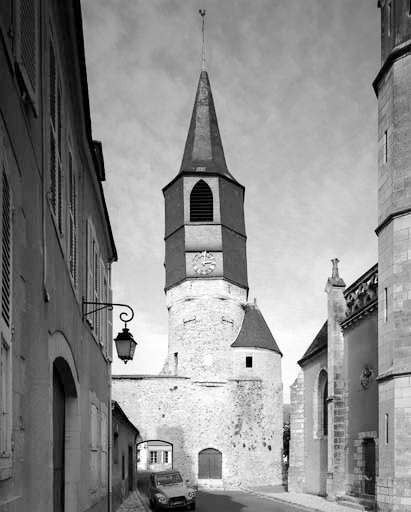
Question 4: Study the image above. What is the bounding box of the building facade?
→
[0,2,116,511]
[112,401,140,511]
[289,2,411,511]
[113,68,283,488]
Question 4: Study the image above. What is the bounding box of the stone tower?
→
[162,69,248,380]
[155,67,283,486]
[374,2,411,510]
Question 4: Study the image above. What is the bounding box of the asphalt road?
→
[195,490,307,512]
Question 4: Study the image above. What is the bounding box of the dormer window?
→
[190,180,213,222]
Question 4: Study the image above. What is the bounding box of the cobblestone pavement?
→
[114,490,149,512]
[243,486,363,512]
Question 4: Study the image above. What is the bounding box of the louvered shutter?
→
[87,221,94,327]
[16,0,38,108]
[107,285,113,361]
[1,172,11,328]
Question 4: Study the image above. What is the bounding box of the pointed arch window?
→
[190,180,213,222]
[313,369,328,439]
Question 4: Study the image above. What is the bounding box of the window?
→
[150,451,158,464]
[163,451,169,464]
[174,352,178,374]
[90,401,99,491]
[113,432,119,464]
[314,370,328,438]
[246,356,253,368]
[383,130,388,164]
[68,149,77,285]
[16,0,39,110]
[0,135,12,481]
[190,180,213,222]
[323,380,328,436]
[49,39,63,235]
[387,1,392,37]
[86,220,112,355]
[384,287,388,323]
[100,405,108,489]
[409,0,411,16]
[385,413,389,444]
[122,454,125,480]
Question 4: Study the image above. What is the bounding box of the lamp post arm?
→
[82,300,135,326]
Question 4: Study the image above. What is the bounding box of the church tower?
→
[374,2,411,510]
[162,69,250,380]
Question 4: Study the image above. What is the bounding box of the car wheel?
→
[189,503,196,510]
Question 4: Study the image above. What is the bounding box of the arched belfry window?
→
[190,180,213,222]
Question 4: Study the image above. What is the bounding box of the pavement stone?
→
[242,486,362,512]
[114,490,149,512]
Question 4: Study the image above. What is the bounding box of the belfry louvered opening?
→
[190,180,213,222]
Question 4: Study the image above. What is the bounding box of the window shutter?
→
[16,0,38,109]
[107,285,113,361]
[87,221,94,327]
[1,172,11,328]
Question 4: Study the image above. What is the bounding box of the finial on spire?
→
[331,258,340,279]
[199,9,206,71]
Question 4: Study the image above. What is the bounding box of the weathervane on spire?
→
[199,9,206,71]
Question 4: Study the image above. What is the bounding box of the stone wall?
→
[288,371,305,492]
[113,347,282,488]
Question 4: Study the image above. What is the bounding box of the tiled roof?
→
[231,303,282,355]
[298,321,327,366]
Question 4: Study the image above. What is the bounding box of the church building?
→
[289,2,411,511]
[113,66,283,487]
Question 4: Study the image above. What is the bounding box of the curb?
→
[240,487,347,512]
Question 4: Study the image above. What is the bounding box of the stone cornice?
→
[373,40,411,96]
[341,265,378,329]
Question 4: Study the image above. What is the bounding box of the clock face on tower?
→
[192,250,216,275]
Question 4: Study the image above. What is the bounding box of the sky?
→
[81,0,380,402]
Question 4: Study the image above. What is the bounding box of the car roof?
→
[154,470,181,476]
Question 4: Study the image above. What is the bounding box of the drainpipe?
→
[108,362,112,512]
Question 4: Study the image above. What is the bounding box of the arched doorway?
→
[49,334,80,512]
[198,448,222,479]
[53,366,65,512]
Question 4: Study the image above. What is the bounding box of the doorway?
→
[363,438,376,496]
[198,448,222,479]
[53,367,65,512]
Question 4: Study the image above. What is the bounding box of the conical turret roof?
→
[180,70,236,182]
[231,302,282,355]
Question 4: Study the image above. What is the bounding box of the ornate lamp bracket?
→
[82,299,134,327]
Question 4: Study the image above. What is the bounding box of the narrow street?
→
[195,490,309,512]
[137,488,309,512]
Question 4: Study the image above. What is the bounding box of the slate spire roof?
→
[179,70,237,182]
[231,302,282,355]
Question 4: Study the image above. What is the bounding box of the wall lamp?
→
[82,300,137,363]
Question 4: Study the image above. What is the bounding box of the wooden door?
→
[128,445,134,491]
[53,368,65,512]
[363,438,376,496]
[198,449,222,479]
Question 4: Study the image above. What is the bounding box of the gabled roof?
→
[231,302,282,355]
[298,321,328,366]
[179,70,237,182]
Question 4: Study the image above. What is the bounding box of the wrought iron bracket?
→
[82,299,134,327]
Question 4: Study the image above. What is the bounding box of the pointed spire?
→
[179,69,236,181]
[179,13,237,182]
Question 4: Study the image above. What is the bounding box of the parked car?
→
[149,470,196,510]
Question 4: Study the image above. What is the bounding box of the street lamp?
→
[82,300,137,363]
